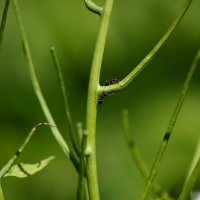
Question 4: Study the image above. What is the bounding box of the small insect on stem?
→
[105,78,119,86]
[98,92,107,105]
[98,78,119,105]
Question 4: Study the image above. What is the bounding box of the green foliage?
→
[3,156,55,178]
[0,0,200,199]
[0,123,54,200]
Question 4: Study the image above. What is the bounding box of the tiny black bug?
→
[98,78,119,105]
[98,92,107,105]
[105,78,119,86]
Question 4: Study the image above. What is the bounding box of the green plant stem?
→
[122,109,149,179]
[50,47,81,156]
[0,0,10,50]
[84,0,102,15]
[178,156,200,200]
[0,183,5,200]
[12,0,79,171]
[140,49,200,200]
[77,122,83,147]
[98,0,193,95]
[186,138,200,181]
[85,0,114,199]
[122,110,172,200]
[0,123,50,178]
[77,130,88,200]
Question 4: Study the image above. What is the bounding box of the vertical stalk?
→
[0,0,10,50]
[86,0,114,199]
[50,47,81,156]
[0,183,5,200]
[77,130,88,200]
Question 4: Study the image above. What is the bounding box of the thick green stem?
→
[86,0,114,199]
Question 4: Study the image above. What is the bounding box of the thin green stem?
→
[140,49,200,200]
[122,110,172,200]
[85,0,114,199]
[84,0,102,15]
[178,156,200,200]
[12,0,79,171]
[178,138,200,200]
[186,138,200,181]
[77,122,83,147]
[50,46,81,156]
[122,109,149,179]
[0,183,5,200]
[98,0,193,95]
[0,123,50,178]
[0,0,10,50]
[77,130,89,200]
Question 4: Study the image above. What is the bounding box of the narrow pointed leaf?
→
[3,156,55,178]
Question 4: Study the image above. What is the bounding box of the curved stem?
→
[140,49,200,200]
[186,138,200,181]
[178,156,200,200]
[122,110,174,200]
[86,0,114,199]
[0,0,10,50]
[98,0,193,95]
[84,0,102,15]
[12,0,79,170]
[122,110,149,179]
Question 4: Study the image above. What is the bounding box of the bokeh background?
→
[0,0,200,199]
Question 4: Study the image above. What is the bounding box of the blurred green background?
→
[0,0,200,199]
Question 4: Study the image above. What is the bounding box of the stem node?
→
[84,0,102,15]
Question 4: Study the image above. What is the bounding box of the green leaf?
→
[3,156,55,178]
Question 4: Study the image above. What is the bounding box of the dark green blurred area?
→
[0,0,200,199]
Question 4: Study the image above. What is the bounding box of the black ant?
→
[98,78,119,105]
